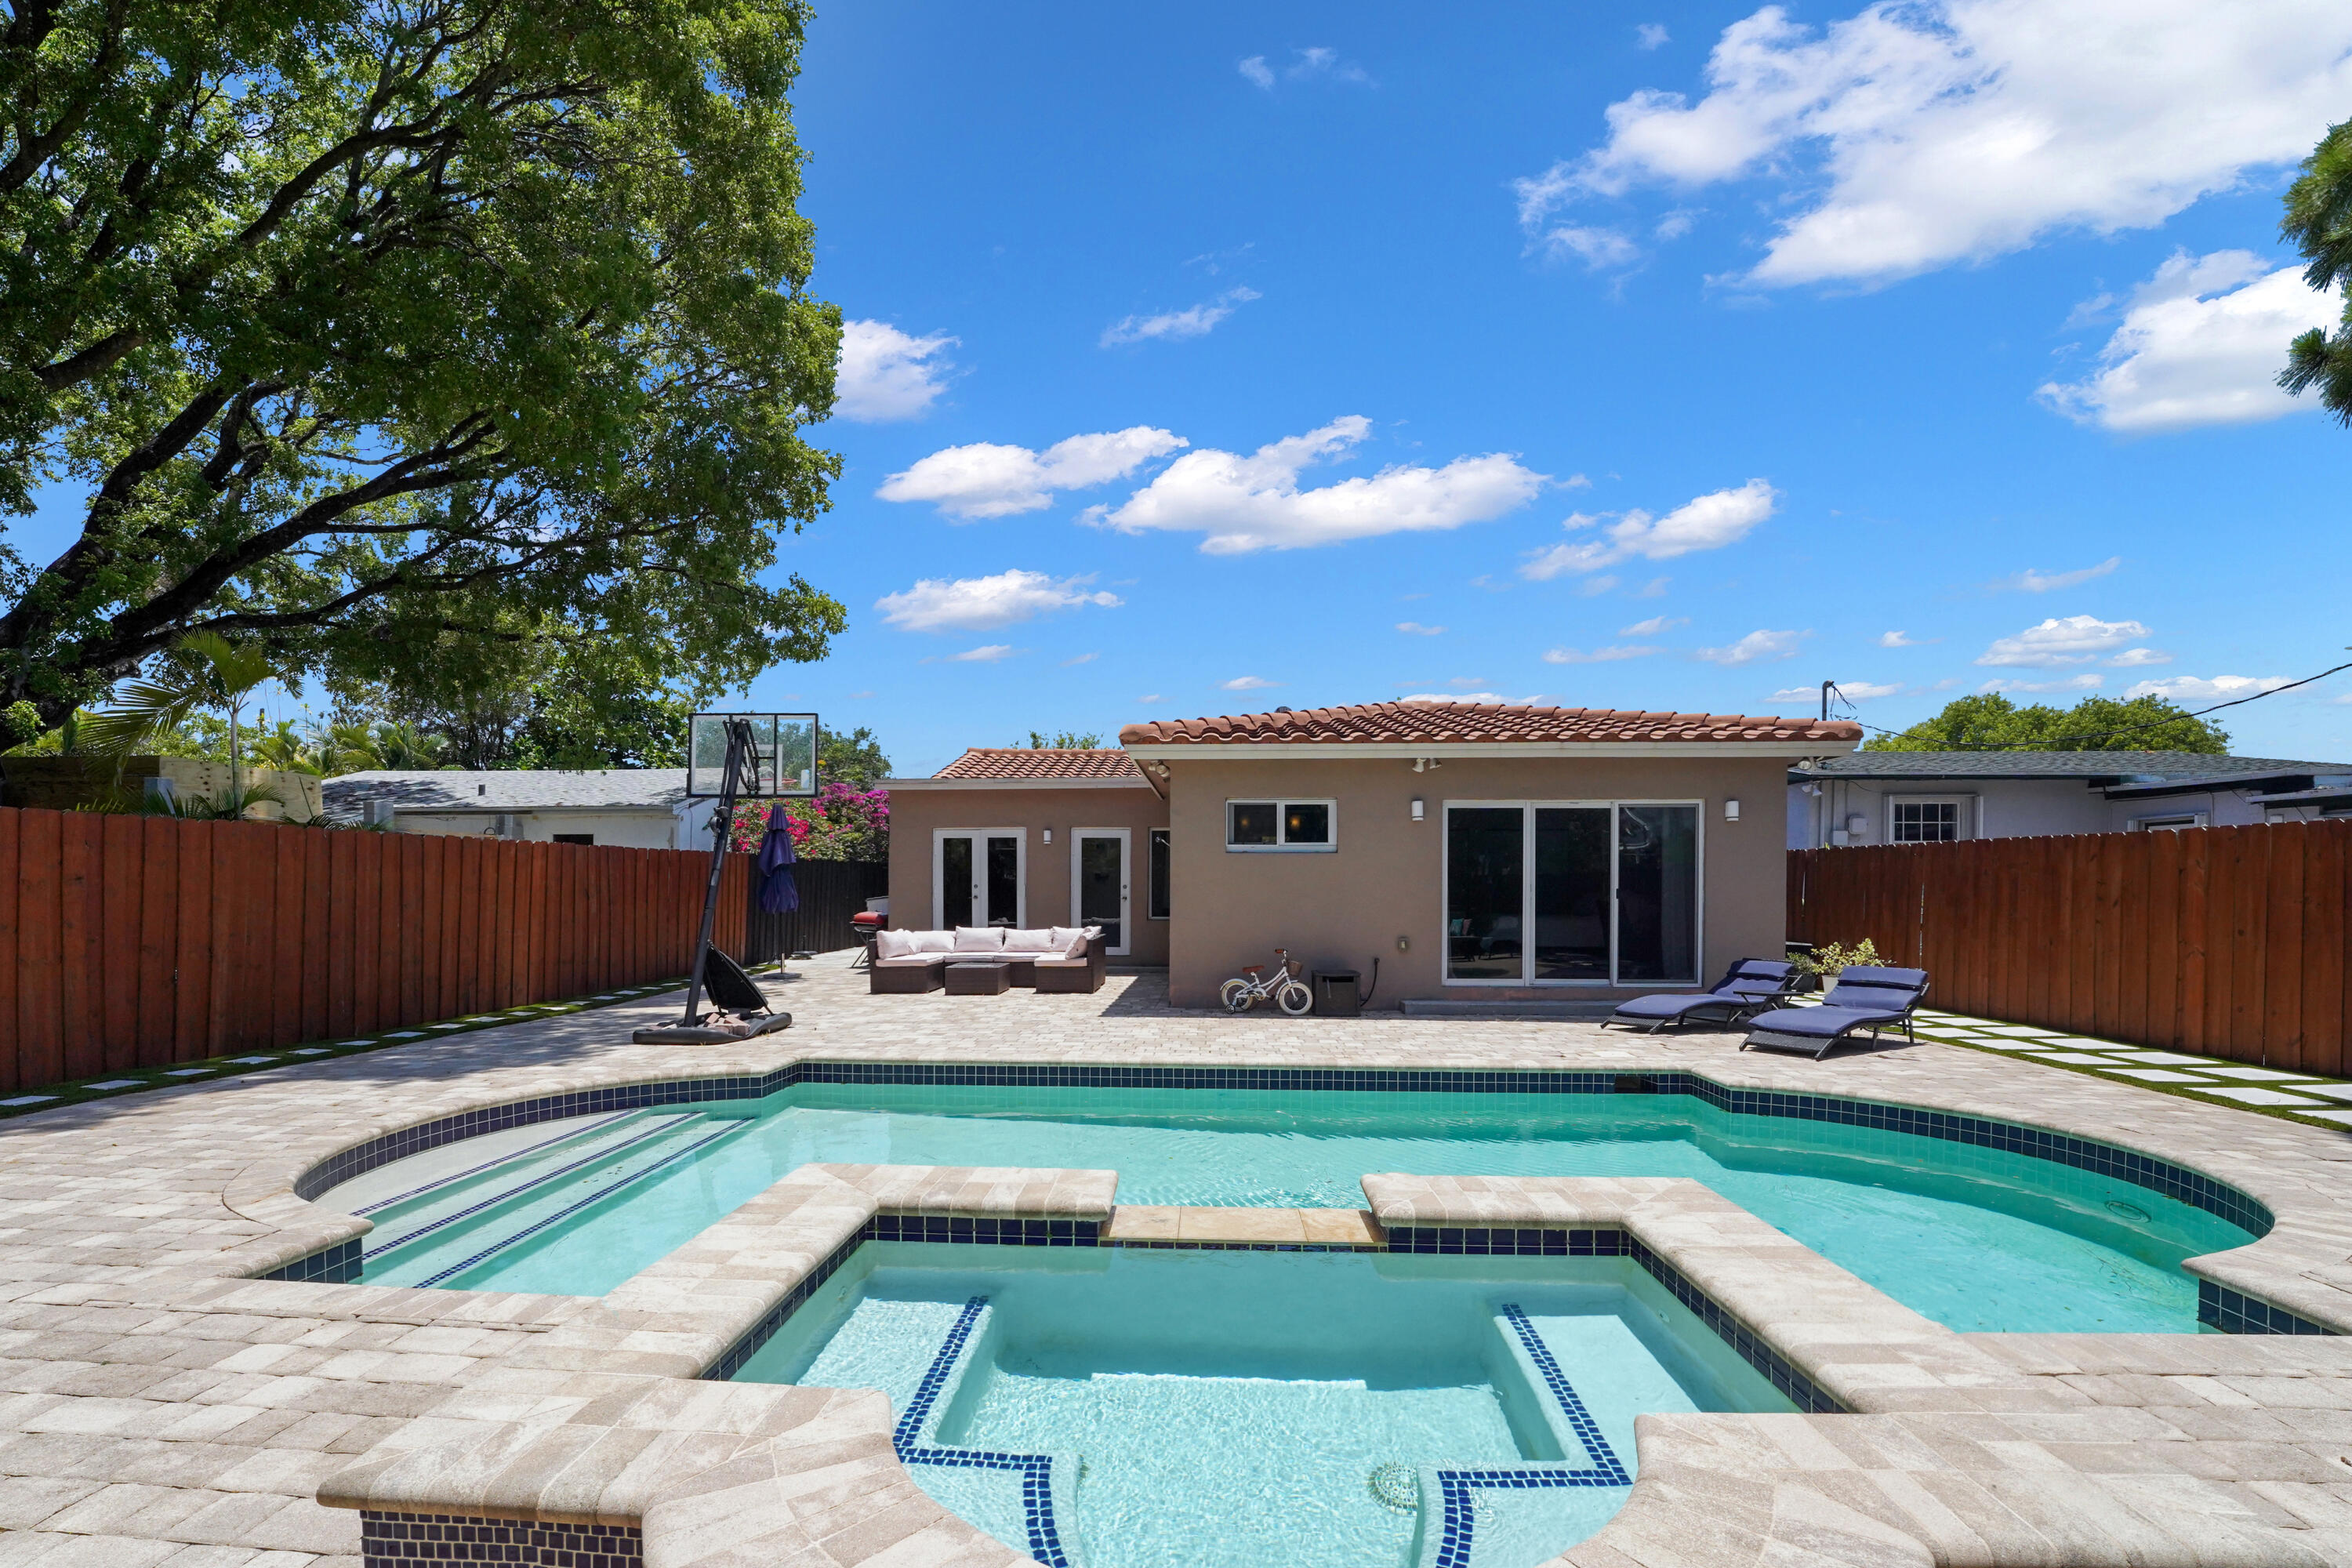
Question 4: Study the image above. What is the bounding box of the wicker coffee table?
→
[944,960,1014,996]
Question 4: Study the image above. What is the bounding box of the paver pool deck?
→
[8,956,2352,1566]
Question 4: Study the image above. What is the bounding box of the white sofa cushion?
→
[953,926,1004,953]
[873,928,916,960]
[1047,927,1090,956]
[910,929,956,953]
[1002,927,1054,952]
[875,953,946,969]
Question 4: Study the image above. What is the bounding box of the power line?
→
[1822,652,2352,752]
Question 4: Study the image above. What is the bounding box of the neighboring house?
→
[321,770,721,850]
[1786,752,2352,849]
[884,700,1860,1008]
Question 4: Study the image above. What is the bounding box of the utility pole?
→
[1820,680,1836,722]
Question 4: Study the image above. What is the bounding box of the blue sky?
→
[18,2,2352,775]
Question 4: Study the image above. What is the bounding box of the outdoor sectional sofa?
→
[870,924,1107,995]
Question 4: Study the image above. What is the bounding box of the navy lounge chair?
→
[1740,965,1929,1060]
[1601,959,1804,1034]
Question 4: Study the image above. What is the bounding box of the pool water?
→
[319,1083,2256,1331]
[731,1243,1794,1568]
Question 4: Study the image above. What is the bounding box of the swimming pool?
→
[731,1243,1795,1568]
[316,1079,2256,1332]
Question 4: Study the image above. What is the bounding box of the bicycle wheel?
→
[1275,980,1314,1017]
[1220,978,1255,1013]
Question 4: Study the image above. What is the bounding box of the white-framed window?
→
[2131,811,2208,832]
[1225,798,1337,852]
[1889,796,1973,843]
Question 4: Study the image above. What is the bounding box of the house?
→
[321,769,722,849]
[884,701,1861,1009]
[1785,751,2352,848]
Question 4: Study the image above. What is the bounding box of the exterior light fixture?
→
[1043,828,1053,844]
[1723,799,1740,822]
[1410,797,1425,822]
[1396,935,1410,953]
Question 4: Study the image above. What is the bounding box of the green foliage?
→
[77,630,282,790]
[1797,938,1883,981]
[2281,117,2352,423]
[1861,692,2229,753]
[1,0,846,728]
[1025,729,1103,749]
[819,725,890,789]
[727,782,887,862]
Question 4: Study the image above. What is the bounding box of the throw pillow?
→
[1049,926,1089,957]
[1001,927,1054,951]
[953,926,1005,953]
[910,929,956,953]
[874,928,915,960]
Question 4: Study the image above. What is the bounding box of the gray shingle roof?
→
[1794,751,2352,783]
[321,769,690,820]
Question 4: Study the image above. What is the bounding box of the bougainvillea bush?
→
[728,783,888,861]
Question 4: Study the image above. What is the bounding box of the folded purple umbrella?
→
[756,804,800,914]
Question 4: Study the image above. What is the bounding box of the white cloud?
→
[1576,575,1621,597]
[1446,676,1489,689]
[878,427,1187,519]
[1778,679,1902,700]
[834,321,958,422]
[1697,629,1807,666]
[2038,253,2341,432]
[1089,416,1544,554]
[1238,55,1274,88]
[1635,577,1669,597]
[1242,46,1373,88]
[1515,1,2352,289]
[1102,288,1262,347]
[2125,674,2293,704]
[1635,23,1671,49]
[942,644,1015,663]
[2107,648,2172,668]
[1540,225,1643,270]
[1878,630,1936,648]
[1137,694,1164,704]
[1061,652,1098,666]
[1221,676,1279,691]
[1976,615,2150,668]
[1980,673,2104,693]
[2009,556,2122,592]
[875,570,1123,633]
[1620,615,1687,636]
[1519,479,1777,579]
[1544,645,1660,663]
[1396,621,1446,635]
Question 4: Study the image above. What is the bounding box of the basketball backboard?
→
[686,713,818,798]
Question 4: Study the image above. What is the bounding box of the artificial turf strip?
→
[1908,1022,2352,1134]
[0,971,775,1123]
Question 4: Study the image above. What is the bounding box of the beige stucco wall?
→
[885,783,1171,963]
[1160,753,1791,1007]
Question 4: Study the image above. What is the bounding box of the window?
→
[1889,797,1970,843]
[2132,812,2208,832]
[1225,798,1338,851]
[1148,829,1171,919]
[552,833,594,845]
[1445,802,1699,985]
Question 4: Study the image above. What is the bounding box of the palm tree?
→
[80,633,281,803]
[371,720,446,770]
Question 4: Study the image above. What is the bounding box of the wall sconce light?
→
[1723,799,1740,822]
[1043,829,1053,844]
[1410,797,1425,822]
[1411,757,1441,772]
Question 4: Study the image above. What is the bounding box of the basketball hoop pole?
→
[680,717,751,1025]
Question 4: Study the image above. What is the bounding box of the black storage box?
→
[1312,970,1362,1018]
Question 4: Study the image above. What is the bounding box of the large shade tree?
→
[0,0,846,735]
[2281,115,2352,421]
[1862,693,2229,753]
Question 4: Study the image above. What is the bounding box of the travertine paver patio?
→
[5,953,2352,1566]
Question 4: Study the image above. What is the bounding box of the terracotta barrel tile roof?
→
[1118,700,1860,747]
[935,747,1145,781]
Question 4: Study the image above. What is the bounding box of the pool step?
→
[361,1111,746,1287]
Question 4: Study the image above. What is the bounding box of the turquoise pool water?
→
[324,1083,2256,1331]
[731,1243,1794,1568]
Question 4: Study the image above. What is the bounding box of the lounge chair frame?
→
[1740,967,1930,1060]
[1600,959,1806,1035]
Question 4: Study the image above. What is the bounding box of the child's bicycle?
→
[1220,949,1314,1016]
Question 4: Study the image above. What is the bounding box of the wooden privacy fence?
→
[741,859,888,965]
[1788,821,2352,1071]
[0,805,750,1094]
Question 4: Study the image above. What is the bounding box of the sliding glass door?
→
[1444,803,1698,985]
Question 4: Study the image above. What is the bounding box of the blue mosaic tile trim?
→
[1498,1305,1629,1483]
[1109,1240,1381,1252]
[892,1297,1072,1568]
[411,1123,742,1290]
[2200,1279,2339,1336]
[260,1236,361,1284]
[704,1218,1101,1382]
[359,1508,641,1566]
[1384,1225,1844,1414]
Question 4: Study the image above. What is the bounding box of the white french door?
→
[933,829,1024,929]
[1069,829,1131,956]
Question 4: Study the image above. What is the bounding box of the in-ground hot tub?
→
[728,1242,1796,1568]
